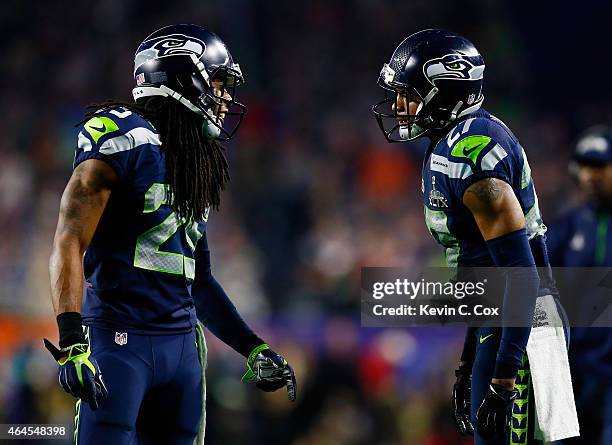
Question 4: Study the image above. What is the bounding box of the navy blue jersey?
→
[74,107,207,333]
[547,204,612,378]
[422,109,548,270]
[547,204,612,267]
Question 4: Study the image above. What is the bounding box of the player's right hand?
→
[452,364,474,436]
[44,339,108,410]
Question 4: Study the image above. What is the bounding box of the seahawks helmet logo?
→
[151,35,206,57]
[134,34,209,72]
[423,54,484,84]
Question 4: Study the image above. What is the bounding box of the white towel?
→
[526,295,580,442]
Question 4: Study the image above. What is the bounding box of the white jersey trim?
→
[77,131,93,152]
[430,154,473,179]
[99,127,161,155]
[480,143,508,171]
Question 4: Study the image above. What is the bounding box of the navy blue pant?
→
[471,327,542,445]
[75,327,203,445]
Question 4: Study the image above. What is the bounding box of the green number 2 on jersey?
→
[133,183,207,279]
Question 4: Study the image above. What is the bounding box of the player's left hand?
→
[452,364,474,435]
[242,344,296,401]
[476,383,518,439]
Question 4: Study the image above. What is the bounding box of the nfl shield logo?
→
[136,73,145,86]
[115,332,128,346]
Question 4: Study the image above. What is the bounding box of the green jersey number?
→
[133,183,207,279]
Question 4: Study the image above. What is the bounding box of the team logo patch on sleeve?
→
[84,116,119,144]
[450,135,492,164]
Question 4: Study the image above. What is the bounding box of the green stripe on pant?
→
[508,354,542,445]
[510,356,530,445]
[194,321,208,445]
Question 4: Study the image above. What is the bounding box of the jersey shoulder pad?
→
[444,116,521,172]
[77,107,160,155]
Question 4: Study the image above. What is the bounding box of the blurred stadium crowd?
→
[1,0,611,444]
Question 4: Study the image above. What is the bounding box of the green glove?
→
[242,344,296,401]
[44,339,108,410]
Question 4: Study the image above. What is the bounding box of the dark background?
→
[0,1,610,443]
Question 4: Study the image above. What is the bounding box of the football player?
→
[547,126,612,445]
[372,29,572,444]
[45,24,296,445]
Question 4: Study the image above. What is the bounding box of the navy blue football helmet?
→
[372,29,485,142]
[132,24,246,140]
[573,126,612,164]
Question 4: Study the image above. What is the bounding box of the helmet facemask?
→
[193,63,247,141]
[372,90,434,142]
[373,78,484,142]
[372,64,438,142]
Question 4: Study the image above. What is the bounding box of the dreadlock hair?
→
[79,97,230,222]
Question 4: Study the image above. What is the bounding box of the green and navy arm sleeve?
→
[192,231,264,358]
[74,113,133,178]
[452,134,518,200]
[486,229,540,379]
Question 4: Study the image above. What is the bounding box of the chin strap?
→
[398,90,484,141]
[132,85,201,113]
[132,85,222,139]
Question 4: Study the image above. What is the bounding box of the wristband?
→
[247,344,270,364]
[242,344,271,382]
[455,363,472,377]
[493,360,519,380]
[57,312,86,348]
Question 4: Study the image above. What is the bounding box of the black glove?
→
[452,364,474,436]
[242,344,297,401]
[476,383,518,439]
[44,339,108,410]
